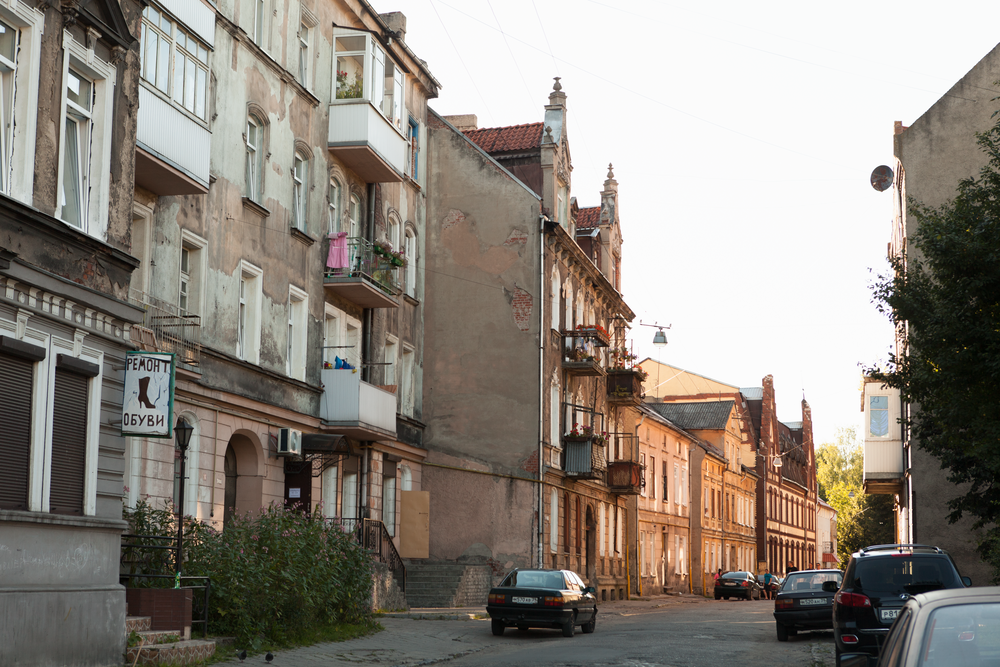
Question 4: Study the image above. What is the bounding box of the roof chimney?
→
[380,12,407,43]
[443,114,478,132]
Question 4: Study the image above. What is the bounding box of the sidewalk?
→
[215,593,713,665]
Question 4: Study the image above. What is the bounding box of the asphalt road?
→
[444,598,835,667]
[220,596,836,666]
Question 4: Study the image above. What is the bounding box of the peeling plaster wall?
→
[423,117,541,561]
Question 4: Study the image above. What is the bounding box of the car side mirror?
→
[822,581,839,593]
[962,576,972,587]
[585,586,596,595]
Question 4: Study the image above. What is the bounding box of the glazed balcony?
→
[324,237,402,309]
[135,85,210,195]
[862,384,904,495]
[606,369,644,405]
[320,368,397,440]
[328,100,407,183]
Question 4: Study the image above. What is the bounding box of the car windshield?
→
[920,602,1000,667]
[851,556,962,596]
[500,570,566,589]
[783,571,842,592]
[721,572,747,580]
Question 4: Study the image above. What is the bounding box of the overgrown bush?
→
[123,500,374,647]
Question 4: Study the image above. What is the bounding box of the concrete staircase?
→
[124,614,216,666]
[404,561,495,608]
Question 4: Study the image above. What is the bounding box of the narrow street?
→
[221,597,835,667]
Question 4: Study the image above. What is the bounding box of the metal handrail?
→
[324,236,402,296]
[119,534,211,638]
[360,518,406,593]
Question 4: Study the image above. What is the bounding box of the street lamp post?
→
[174,417,194,585]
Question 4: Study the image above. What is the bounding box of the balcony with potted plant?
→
[324,236,403,309]
[606,348,647,405]
[561,325,609,377]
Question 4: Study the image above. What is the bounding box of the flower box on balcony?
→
[606,369,644,404]
[606,461,644,495]
[562,325,610,348]
[562,350,606,377]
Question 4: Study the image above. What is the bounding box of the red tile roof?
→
[577,207,600,229]
[464,122,544,153]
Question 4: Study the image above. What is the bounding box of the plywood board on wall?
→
[400,490,429,558]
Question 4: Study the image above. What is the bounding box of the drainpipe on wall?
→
[537,215,548,568]
[635,413,645,595]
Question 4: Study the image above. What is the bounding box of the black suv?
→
[830,544,972,666]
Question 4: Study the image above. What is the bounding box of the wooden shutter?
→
[49,368,89,515]
[0,352,33,510]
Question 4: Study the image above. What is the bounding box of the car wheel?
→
[582,612,596,634]
[491,620,505,636]
[788,627,798,637]
[776,622,788,642]
[562,615,576,637]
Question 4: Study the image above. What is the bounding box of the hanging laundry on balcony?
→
[327,232,350,269]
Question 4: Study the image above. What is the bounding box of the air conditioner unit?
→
[278,428,302,456]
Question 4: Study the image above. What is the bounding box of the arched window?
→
[349,194,361,238]
[404,227,416,297]
[563,281,572,333]
[400,465,412,491]
[292,151,307,231]
[245,114,264,202]
[387,212,401,250]
[575,291,583,328]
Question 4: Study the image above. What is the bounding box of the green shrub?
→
[123,501,373,648]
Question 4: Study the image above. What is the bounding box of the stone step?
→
[125,639,216,666]
[125,616,152,634]
[135,630,186,647]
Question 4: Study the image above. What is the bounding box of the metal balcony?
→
[324,237,401,309]
[128,289,201,366]
[320,368,397,440]
[605,433,642,494]
[561,333,606,377]
[328,100,407,183]
[606,369,643,404]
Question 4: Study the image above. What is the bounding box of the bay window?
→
[333,29,405,130]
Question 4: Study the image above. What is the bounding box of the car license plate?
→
[800,598,829,606]
[725,582,736,586]
[880,609,899,621]
[512,596,537,604]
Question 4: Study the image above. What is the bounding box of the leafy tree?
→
[868,112,1000,583]
[815,428,894,564]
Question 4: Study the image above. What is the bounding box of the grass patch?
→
[203,620,383,664]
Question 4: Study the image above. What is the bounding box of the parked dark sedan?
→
[486,568,597,637]
[773,569,843,641]
[714,571,763,601]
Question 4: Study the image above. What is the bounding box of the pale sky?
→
[386,0,1000,445]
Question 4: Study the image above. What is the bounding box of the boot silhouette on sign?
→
[137,376,156,409]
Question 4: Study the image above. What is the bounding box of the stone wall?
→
[372,563,407,612]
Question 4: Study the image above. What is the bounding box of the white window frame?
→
[252,0,266,48]
[549,489,558,553]
[328,177,341,234]
[238,261,263,363]
[286,286,307,380]
[56,31,115,238]
[292,151,306,231]
[297,20,309,85]
[332,28,406,133]
[404,227,416,298]
[179,229,207,317]
[321,465,338,518]
[246,115,263,202]
[131,203,154,295]
[550,266,560,331]
[400,344,415,416]
[382,471,396,536]
[0,1,42,203]
[383,333,397,386]
[599,503,606,557]
[140,6,209,120]
[324,302,361,368]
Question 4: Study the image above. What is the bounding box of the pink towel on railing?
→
[327,232,349,269]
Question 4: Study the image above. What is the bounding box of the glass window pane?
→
[67,70,91,112]
[195,67,206,119]
[0,20,17,65]
[148,6,159,24]
[61,118,82,227]
[335,54,363,99]
[142,28,156,81]
[198,45,208,63]
[160,13,171,34]
[184,55,195,112]
[871,395,888,409]
[335,35,365,52]
[173,50,183,104]
[156,37,169,93]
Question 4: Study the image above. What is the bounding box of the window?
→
[382,465,396,536]
[349,194,361,238]
[321,465,338,518]
[616,506,622,554]
[869,395,889,437]
[640,453,647,497]
[131,204,153,294]
[387,215,400,253]
[550,267,560,331]
[333,29,405,131]
[549,489,558,553]
[408,118,419,179]
[179,231,206,316]
[563,282,572,332]
[640,531,646,576]
[0,6,41,203]
[549,382,560,453]
[341,471,357,526]
[297,21,309,84]
[401,346,415,416]
[400,466,411,491]
[287,287,307,380]
[328,178,341,233]
[384,335,397,385]
[705,488,710,516]
[649,456,655,500]
[662,461,669,504]
[323,303,361,368]
[404,228,416,297]
[682,466,687,506]
[246,116,263,202]
[674,464,679,504]
[238,262,263,363]
[60,68,92,229]
[0,347,36,510]
[252,0,265,47]
[292,152,306,231]
[599,503,606,557]
[140,6,208,119]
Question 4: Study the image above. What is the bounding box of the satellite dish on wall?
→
[871,165,894,192]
